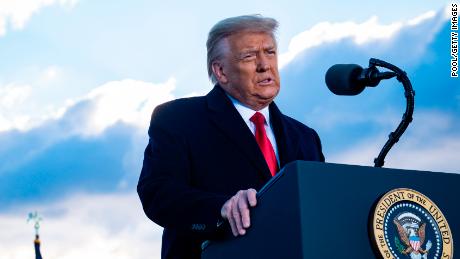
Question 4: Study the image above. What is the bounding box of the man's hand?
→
[220,188,257,236]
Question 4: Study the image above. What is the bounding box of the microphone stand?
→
[369,58,415,167]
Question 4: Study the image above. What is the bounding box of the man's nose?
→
[256,54,270,72]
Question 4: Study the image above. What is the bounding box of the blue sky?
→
[0,1,458,258]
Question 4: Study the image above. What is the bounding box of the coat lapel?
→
[269,102,300,169]
[206,85,272,181]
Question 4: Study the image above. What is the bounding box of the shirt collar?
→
[226,94,270,125]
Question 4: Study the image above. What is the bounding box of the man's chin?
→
[258,89,279,101]
[254,95,277,109]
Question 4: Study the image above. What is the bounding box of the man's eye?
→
[267,50,276,55]
[242,53,255,59]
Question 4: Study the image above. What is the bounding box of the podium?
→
[201,161,459,258]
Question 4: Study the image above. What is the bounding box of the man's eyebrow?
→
[239,47,258,53]
[240,45,276,53]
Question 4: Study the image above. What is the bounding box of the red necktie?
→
[250,112,278,176]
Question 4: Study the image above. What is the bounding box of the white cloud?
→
[278,10,444,68]
[42,66,60,81]
[0,0,77,36]
[0,77,179,186]
[0,193,163,259]
[0,65,68,132]
[329,133,460,174]
[329,111,460,174]
[306,106,401,131]
[76,78,176,136]
[0,80,63,132]
[0,83,31,109]
[0,77,178,135]
[407,10,436,26]
[0,83,32,131]
[0,12,5,35]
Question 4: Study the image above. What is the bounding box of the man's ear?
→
[212,61,228,84]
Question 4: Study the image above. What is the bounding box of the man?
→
[137,15,325,259]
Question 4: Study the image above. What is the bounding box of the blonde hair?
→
[206,15,279,84]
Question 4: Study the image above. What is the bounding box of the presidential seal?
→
[372,188,453,259]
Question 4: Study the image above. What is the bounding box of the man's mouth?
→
[258,77,273,85]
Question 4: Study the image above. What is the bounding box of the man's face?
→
[214,32,280,110]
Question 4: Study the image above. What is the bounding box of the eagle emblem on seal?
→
[393,212,432,258]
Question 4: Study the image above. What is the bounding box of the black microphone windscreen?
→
[325,64,365,95]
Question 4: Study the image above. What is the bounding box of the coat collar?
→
[206,85,299,179]
[269,101,300,169]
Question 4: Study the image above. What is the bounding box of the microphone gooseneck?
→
[324,58,415,168]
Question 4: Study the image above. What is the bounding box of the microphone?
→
[323,58,415,168]
[325,64,395,95]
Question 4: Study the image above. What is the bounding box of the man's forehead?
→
[227,32,276,49]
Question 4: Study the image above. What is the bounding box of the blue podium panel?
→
[201,161,459,259]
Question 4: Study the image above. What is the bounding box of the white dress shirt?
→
[226,94,280,166]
